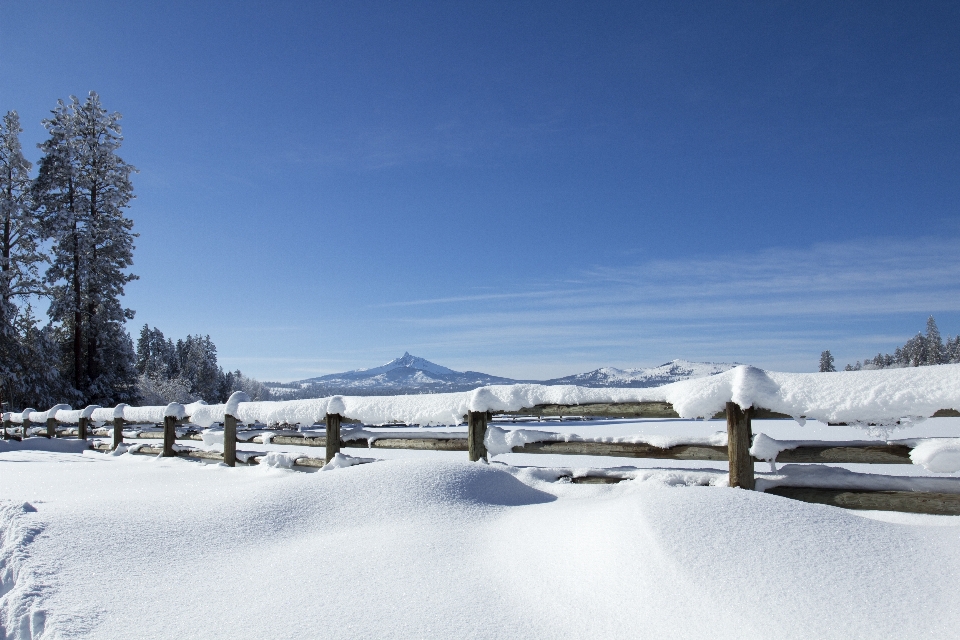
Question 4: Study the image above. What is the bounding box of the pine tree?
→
[176,335,220,402]
[0,111,50,409]
[925,316,944,365]
[33,93,139,405]
[0,111,44,302]
[818,350,835,372]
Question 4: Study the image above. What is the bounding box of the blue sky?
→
[2,1,959,380]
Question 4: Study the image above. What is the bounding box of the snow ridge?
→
[0,502,47,640]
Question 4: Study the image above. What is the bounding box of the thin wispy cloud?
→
[369,236,960,378]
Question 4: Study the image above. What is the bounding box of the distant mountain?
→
[542,359,737,388]
[273,352,520,397]
[266,353,736,398]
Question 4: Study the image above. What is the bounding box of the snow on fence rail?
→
[4,365,960,514]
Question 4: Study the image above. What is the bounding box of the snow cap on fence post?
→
[45,404,70,439]
[112,404,129,450]
[225,391,250,419]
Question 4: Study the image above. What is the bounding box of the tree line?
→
[0,93,268,411]
[819,316,960,372]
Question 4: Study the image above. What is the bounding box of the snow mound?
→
[910,438,960,473]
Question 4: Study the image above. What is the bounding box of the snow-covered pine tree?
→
[33,93,139,406]
[924,316,944,365]
[1,111,44,302]
[0,110,51,409]
[176,335,221,402]
[4,305,65,409]
[818,350,835,372]
[136,324,177,378]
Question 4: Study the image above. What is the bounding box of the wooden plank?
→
[369,438,469,451]
[775,444,912,464]
[764,486,960,516]
[498,402,680,418]
[468,411,487,461]
[568,476,627,484]
[326,413,341,462]
[495,402,794,420]
[511,441,728,460]
[727,402,754,490]
[260,435,325,447]
[933,408,960,417]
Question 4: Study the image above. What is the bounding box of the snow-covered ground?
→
[2,415,960,639]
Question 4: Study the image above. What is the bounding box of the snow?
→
[225,391,250,417]
[163,402,186,419]
[321,452,376,470]
[483,424,728,456]
[1,448,959,639]
[182,363,960,427]
[5,364,960,431]
[0,437,91,454]
[910,438,960,473]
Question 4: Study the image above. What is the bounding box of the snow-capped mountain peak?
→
[352,352,456,377]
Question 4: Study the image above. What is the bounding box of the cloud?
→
[370,236,960,377]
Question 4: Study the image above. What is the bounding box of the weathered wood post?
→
[162,403,184,457]
[468,411,488,462]
[726,402,754,490]
[21,409,34,439]
[325,413,342,462]
[223,392,249,467]
[44,405,69,440]
[223,413,238,467]
[1,413,11,440]
[163,415,177,456]
[76,405,99,441]
[112,404,128,450]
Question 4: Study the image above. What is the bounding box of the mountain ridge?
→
[267,353,737,398]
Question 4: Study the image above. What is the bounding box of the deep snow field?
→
[2,417,960,639]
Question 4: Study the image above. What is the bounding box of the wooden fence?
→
[4,401,960,515]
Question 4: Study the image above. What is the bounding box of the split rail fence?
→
[4,401,960,516]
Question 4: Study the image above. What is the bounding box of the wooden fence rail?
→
[5,401,960,515]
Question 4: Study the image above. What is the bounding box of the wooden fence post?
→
[468,411,488,462]
[2,415,10,440]
[325,413,341,462]
[111,404,127,450]
[46,417,57,439]
[78,416,88,440]
[223,413,237,467]
[113,417,124,449]
[21,410,33,439]
[223,391,249,467]
[163,415,176,457]
[726,402,754,490]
